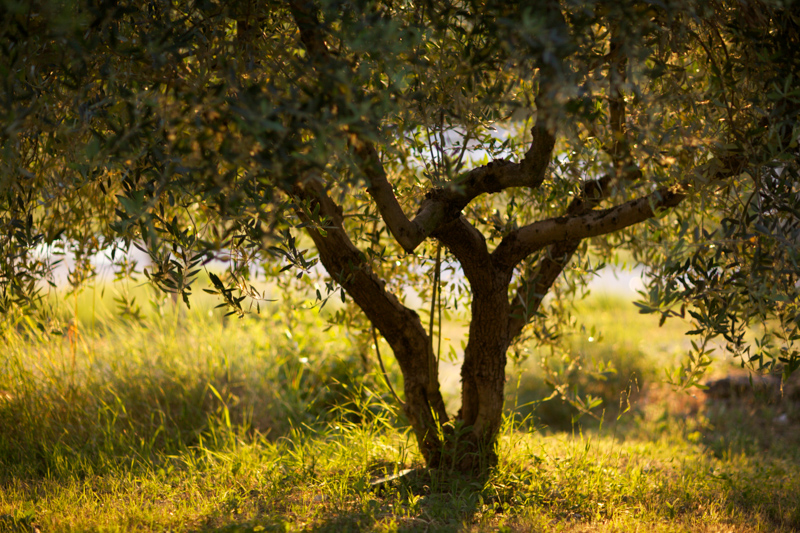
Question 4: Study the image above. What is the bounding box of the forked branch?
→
[432,215,494,289]
[290,0,557,254]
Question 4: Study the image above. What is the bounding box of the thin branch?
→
[608,26,629,175]
[507,240,581,340]
[583,25,641,184]
[427,243,441,390]
[689,28,742,142]
[288,1,330,60]
[373,325,405,409]
[453,130,473,174]
[436,261,443,369]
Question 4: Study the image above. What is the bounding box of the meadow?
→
[1,284,799,532]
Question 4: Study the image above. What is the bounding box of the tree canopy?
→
[2,0,799,469]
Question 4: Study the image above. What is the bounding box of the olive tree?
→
[1,0,799,470]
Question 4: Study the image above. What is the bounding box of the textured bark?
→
[432,217,515,471]
[493,184,685,269]
[455,275,513,470]
[288,177,448,465]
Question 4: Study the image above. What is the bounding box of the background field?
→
[1,281,799,532]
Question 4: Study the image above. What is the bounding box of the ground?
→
[1,286,798,532]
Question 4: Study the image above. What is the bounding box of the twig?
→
[428,243,441,389]
[372,326,405,409]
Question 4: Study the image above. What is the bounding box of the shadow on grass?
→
[619,382,800,531]
[188,469,483,533]
[699,397,800,530]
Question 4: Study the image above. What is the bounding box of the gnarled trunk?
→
[387,293,511,472]
[449,272,512,471]
[391,286,512,471]
[291,179,579,473]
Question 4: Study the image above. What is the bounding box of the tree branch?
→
[352,139,425,252]
[504,174,610,338]
[608,26,630,176]
[432,215,494,290]
[507,240,581,340]
[286,174,450,433]
[290,0,557,254]
[408,117,555,251]
[585,26,642,183]
[288,1,330,60]
[493,184,686,271]
[288,175,418,357]
[351,92,556,254]
[503,146,748,340]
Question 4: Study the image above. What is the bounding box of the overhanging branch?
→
[494,184,686,271]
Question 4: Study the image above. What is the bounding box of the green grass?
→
[1,290,799,532]
[507,291,694,431]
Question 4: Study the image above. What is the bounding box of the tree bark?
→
[287,177,450,466]
[454,271,513,471]
[430,217,515,471]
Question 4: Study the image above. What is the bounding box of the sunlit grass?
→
[1,289,798,532]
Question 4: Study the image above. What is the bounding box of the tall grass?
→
[0,292,397,480]
[1,289,799,532]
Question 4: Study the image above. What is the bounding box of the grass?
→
[1,288,799,532]
[507,291,693,430]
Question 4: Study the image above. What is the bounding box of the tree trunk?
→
[382,299,510,473]
[290,179,451,466]
[291,182,526,473]
[449,272,512,472]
